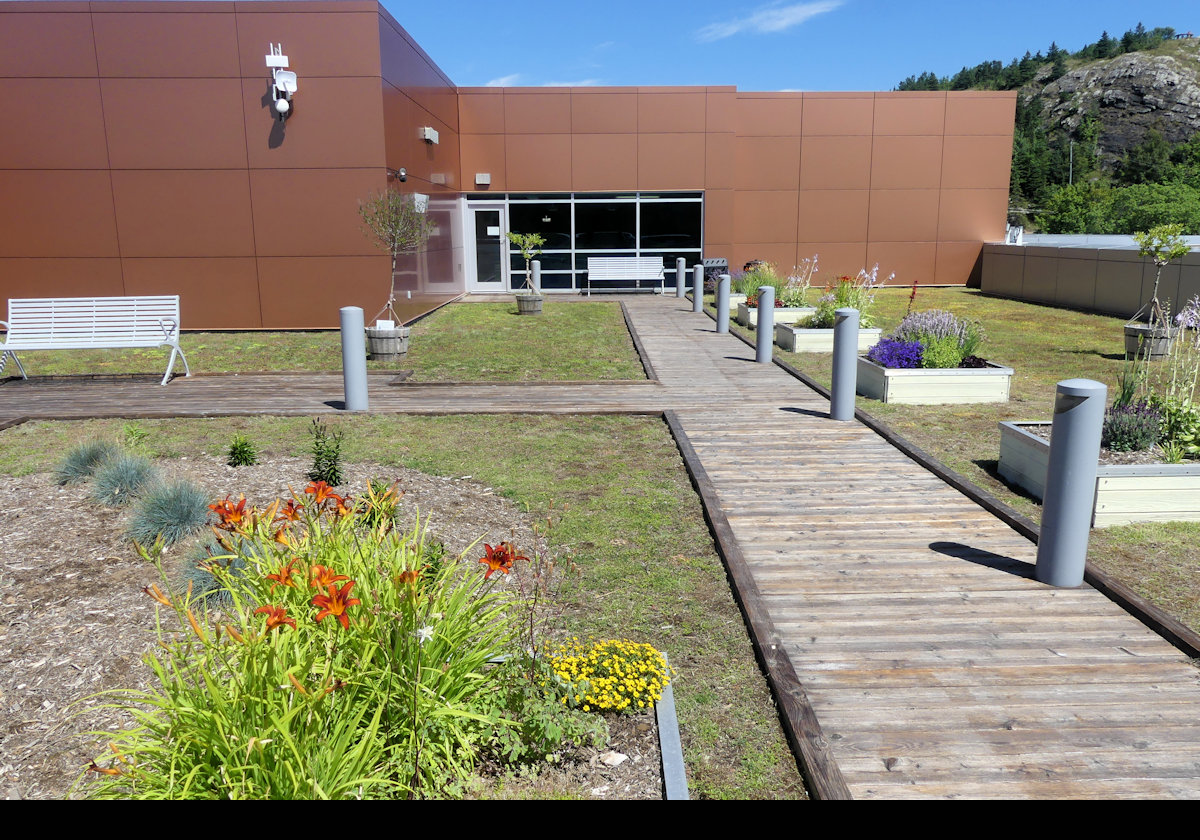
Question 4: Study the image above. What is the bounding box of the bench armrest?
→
[159,318,180,341]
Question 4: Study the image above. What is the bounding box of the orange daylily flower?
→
[312,580,360,630]
[479,541,527,579]
[87,762,122,776]
[275,498,304,522]
[254,604,297,632]
[331,495,354,518]
[265,558,301,592]
[310,564,350,590]
[209,495,248,531]
[304,481,345,509]
[395,568,422,587]
[272,525,295,547]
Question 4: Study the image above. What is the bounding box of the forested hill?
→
[898,25,1200,234]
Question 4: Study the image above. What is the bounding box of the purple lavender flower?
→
[1176,295,1200,329]
[866,339,923,368]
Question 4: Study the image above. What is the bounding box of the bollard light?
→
[755,285,774,363]
[715,274,731,334]
[830,307,859,420]
[692,265,704,313]
[676,257,687,298]
[1035,379,1106,587]
[340,306,369,411]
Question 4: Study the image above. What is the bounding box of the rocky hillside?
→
[1033,39,1200,166]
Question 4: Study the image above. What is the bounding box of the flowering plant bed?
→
[856,355,1013,404]
[774,322,882,353]
[998,420,1200,527]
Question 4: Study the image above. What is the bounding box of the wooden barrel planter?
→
[364,326,410,360]
[1124,324,1173,360]
[516,294,544,315]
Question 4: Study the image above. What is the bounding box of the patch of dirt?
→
[0,455,664,800]
[1024,424,1175,467]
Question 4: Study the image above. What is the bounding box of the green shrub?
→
[919,335,965,369]
[307,418,344,486]
[54,440,120,485]
[227,433,259,467]
[91,454,158,507]
[128,479,210,547]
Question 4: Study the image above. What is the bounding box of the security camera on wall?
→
[266,44,296,123]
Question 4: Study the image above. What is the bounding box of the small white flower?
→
[415,625,434,645]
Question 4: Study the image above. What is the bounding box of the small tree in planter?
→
[506,231,545,315]
[358,189,433,355]
[1127,224,1192,360]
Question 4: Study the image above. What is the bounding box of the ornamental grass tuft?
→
[90,453,158,507]
[54,440,120,485]
[127,479,211,547]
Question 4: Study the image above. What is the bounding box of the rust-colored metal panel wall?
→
[458,88,1013,285]
[0,1,465,329]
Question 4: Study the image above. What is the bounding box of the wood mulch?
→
[1023,424,1177,466]
[0,455,662,800]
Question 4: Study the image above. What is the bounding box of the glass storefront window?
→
[575,202,636,249]
[640,202,702,249]
[508,203,571,250]
[511,251,572,272]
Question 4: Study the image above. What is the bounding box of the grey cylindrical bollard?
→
[692,265,704,313]
[340,306,369,411]
[675,257,687,298]
[716,274,731,334]
[1036,379,1107,587]
[531,259,541,293]
[755,285,774,363]
[830,307,859,421]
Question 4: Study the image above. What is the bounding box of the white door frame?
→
[464,200,510,293]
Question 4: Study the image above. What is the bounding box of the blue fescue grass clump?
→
[128,479,211,547]
[54,440,120,485]
[867,339,923,369]
[1103,401,1162,452]
[178,539,252,607]
[91,453,158,507]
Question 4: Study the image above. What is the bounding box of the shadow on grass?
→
[1063,348,1126,361]
[930,541,1036,580]
[972,457,1045,506]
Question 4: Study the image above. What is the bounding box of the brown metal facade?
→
[0,1,1015,329]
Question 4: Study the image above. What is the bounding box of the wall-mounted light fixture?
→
[266,44,297,122]
[387,167,407,182]
[419,126,439,145]
[475,173,491,186]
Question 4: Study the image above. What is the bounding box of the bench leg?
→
[2,350,27,380]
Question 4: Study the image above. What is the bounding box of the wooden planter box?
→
[774,323,882,353]
[736,303,815,327]
[998,420,1200,528]
[856,357,1013,404]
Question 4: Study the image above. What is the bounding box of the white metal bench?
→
[1,295,190,386]
[585,257,665,296]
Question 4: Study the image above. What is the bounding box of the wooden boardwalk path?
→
[4,296,1200,798]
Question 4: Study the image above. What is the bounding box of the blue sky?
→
[388,0,1197,91]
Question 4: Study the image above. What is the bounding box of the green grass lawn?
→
[1,414,806,800]
[3,301,645,383]
[726,286,1200,639]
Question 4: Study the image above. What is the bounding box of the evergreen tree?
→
[1118,130,1174,185]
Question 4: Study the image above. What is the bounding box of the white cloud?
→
[696,1,843,43]
[484,73,521,87]
[541,79,602,87]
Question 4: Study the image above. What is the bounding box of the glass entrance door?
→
[470,205,508,292]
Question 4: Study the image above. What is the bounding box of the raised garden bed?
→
[998,420,1200,528]
[855,356,1013,404]
[736,303,814,328]
[774,323,882,353]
